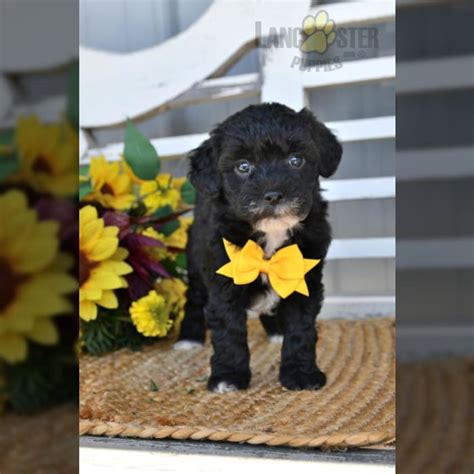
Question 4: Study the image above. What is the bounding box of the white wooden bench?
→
[78,0,398,318]
[76,1,472,319]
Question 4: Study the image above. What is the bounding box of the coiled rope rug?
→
[80,318,396,449]
[0,404,78,474]
[397,358,474,473]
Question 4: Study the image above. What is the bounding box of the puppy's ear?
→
[188,138,221,197]
[299,108,342,178]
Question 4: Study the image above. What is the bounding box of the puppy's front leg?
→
[205,284,251,393]
[278,292,326,391]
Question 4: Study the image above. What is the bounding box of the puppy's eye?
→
[235,160,251,175]
[288,155,305,169]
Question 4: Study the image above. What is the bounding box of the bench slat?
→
[398,55,474,94]
[398,146,474,181]
[81,116,395,162]
[328,237,395,259]
[302,56,395,89]
[323,177,395,201]
[397,237,474,269]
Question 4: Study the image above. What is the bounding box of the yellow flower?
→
[141,227,168,260]
[142,217,192,260]
[0,190,77,363]
[155,278,187,332]
[166,217,192,249]
[139,174,181,213]
[14,115,78,196]
[130,290,172,337]
[171,176,186,191]
[79,205,133,321]
[86,156,136,210]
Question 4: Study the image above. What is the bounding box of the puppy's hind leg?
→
[174,271,207,350]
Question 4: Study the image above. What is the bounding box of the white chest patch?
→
[246,216,300,318]
[255,216,300,257]
[246,289,281,318]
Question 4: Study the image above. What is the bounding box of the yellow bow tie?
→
[216,239,320,299]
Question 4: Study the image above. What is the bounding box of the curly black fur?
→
[178,103,342,392]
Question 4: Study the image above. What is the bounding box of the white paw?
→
[268,334,284,344]
[173,340,204,351]
[213,381,238,394]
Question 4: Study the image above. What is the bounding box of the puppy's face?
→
[189,104,342,225]
[218,133,316,223]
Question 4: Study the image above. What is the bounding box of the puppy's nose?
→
[263,191,283,204]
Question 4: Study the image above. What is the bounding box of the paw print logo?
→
[300,11,336,54]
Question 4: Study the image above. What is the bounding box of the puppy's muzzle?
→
[263,190,283,205]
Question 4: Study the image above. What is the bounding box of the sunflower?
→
[85,156,136,210]
[155,277,187,331]
[79,205,133,321]
[14,115,78,196]
[139,173,182,213]
[0,190,77,363]
[129,290,172,337]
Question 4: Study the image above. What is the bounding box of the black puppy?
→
[174,103,342,393]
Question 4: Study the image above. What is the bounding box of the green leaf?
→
[0,129,15,146]
[151,205,173,219]
[0,154,20,181]
[174,253,187,270]
[80,164,90,176]
[124,120,160,180]
[161,258,178,276]
[181,179,196,204]
[66,61,79,130]
[0,129,19,181]
[79,180,92,200]
[81,308,154,356]
[149,380,159,392]
[5,344,78,414]
[160,219,180,237]
[129,200,148,217]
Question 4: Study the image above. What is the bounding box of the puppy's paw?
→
[213,381,238,394]
[173,340,204,351]
[207,373,250,393]
[268,334,284,344]
[280,367,326,391]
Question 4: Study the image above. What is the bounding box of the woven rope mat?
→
[80,318,395,449]
[397,358,474,473]
[0,404,78,474]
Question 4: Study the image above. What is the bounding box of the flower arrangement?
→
[0,63,79,414]
[0,62,195,413]
[78,120,195,356]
